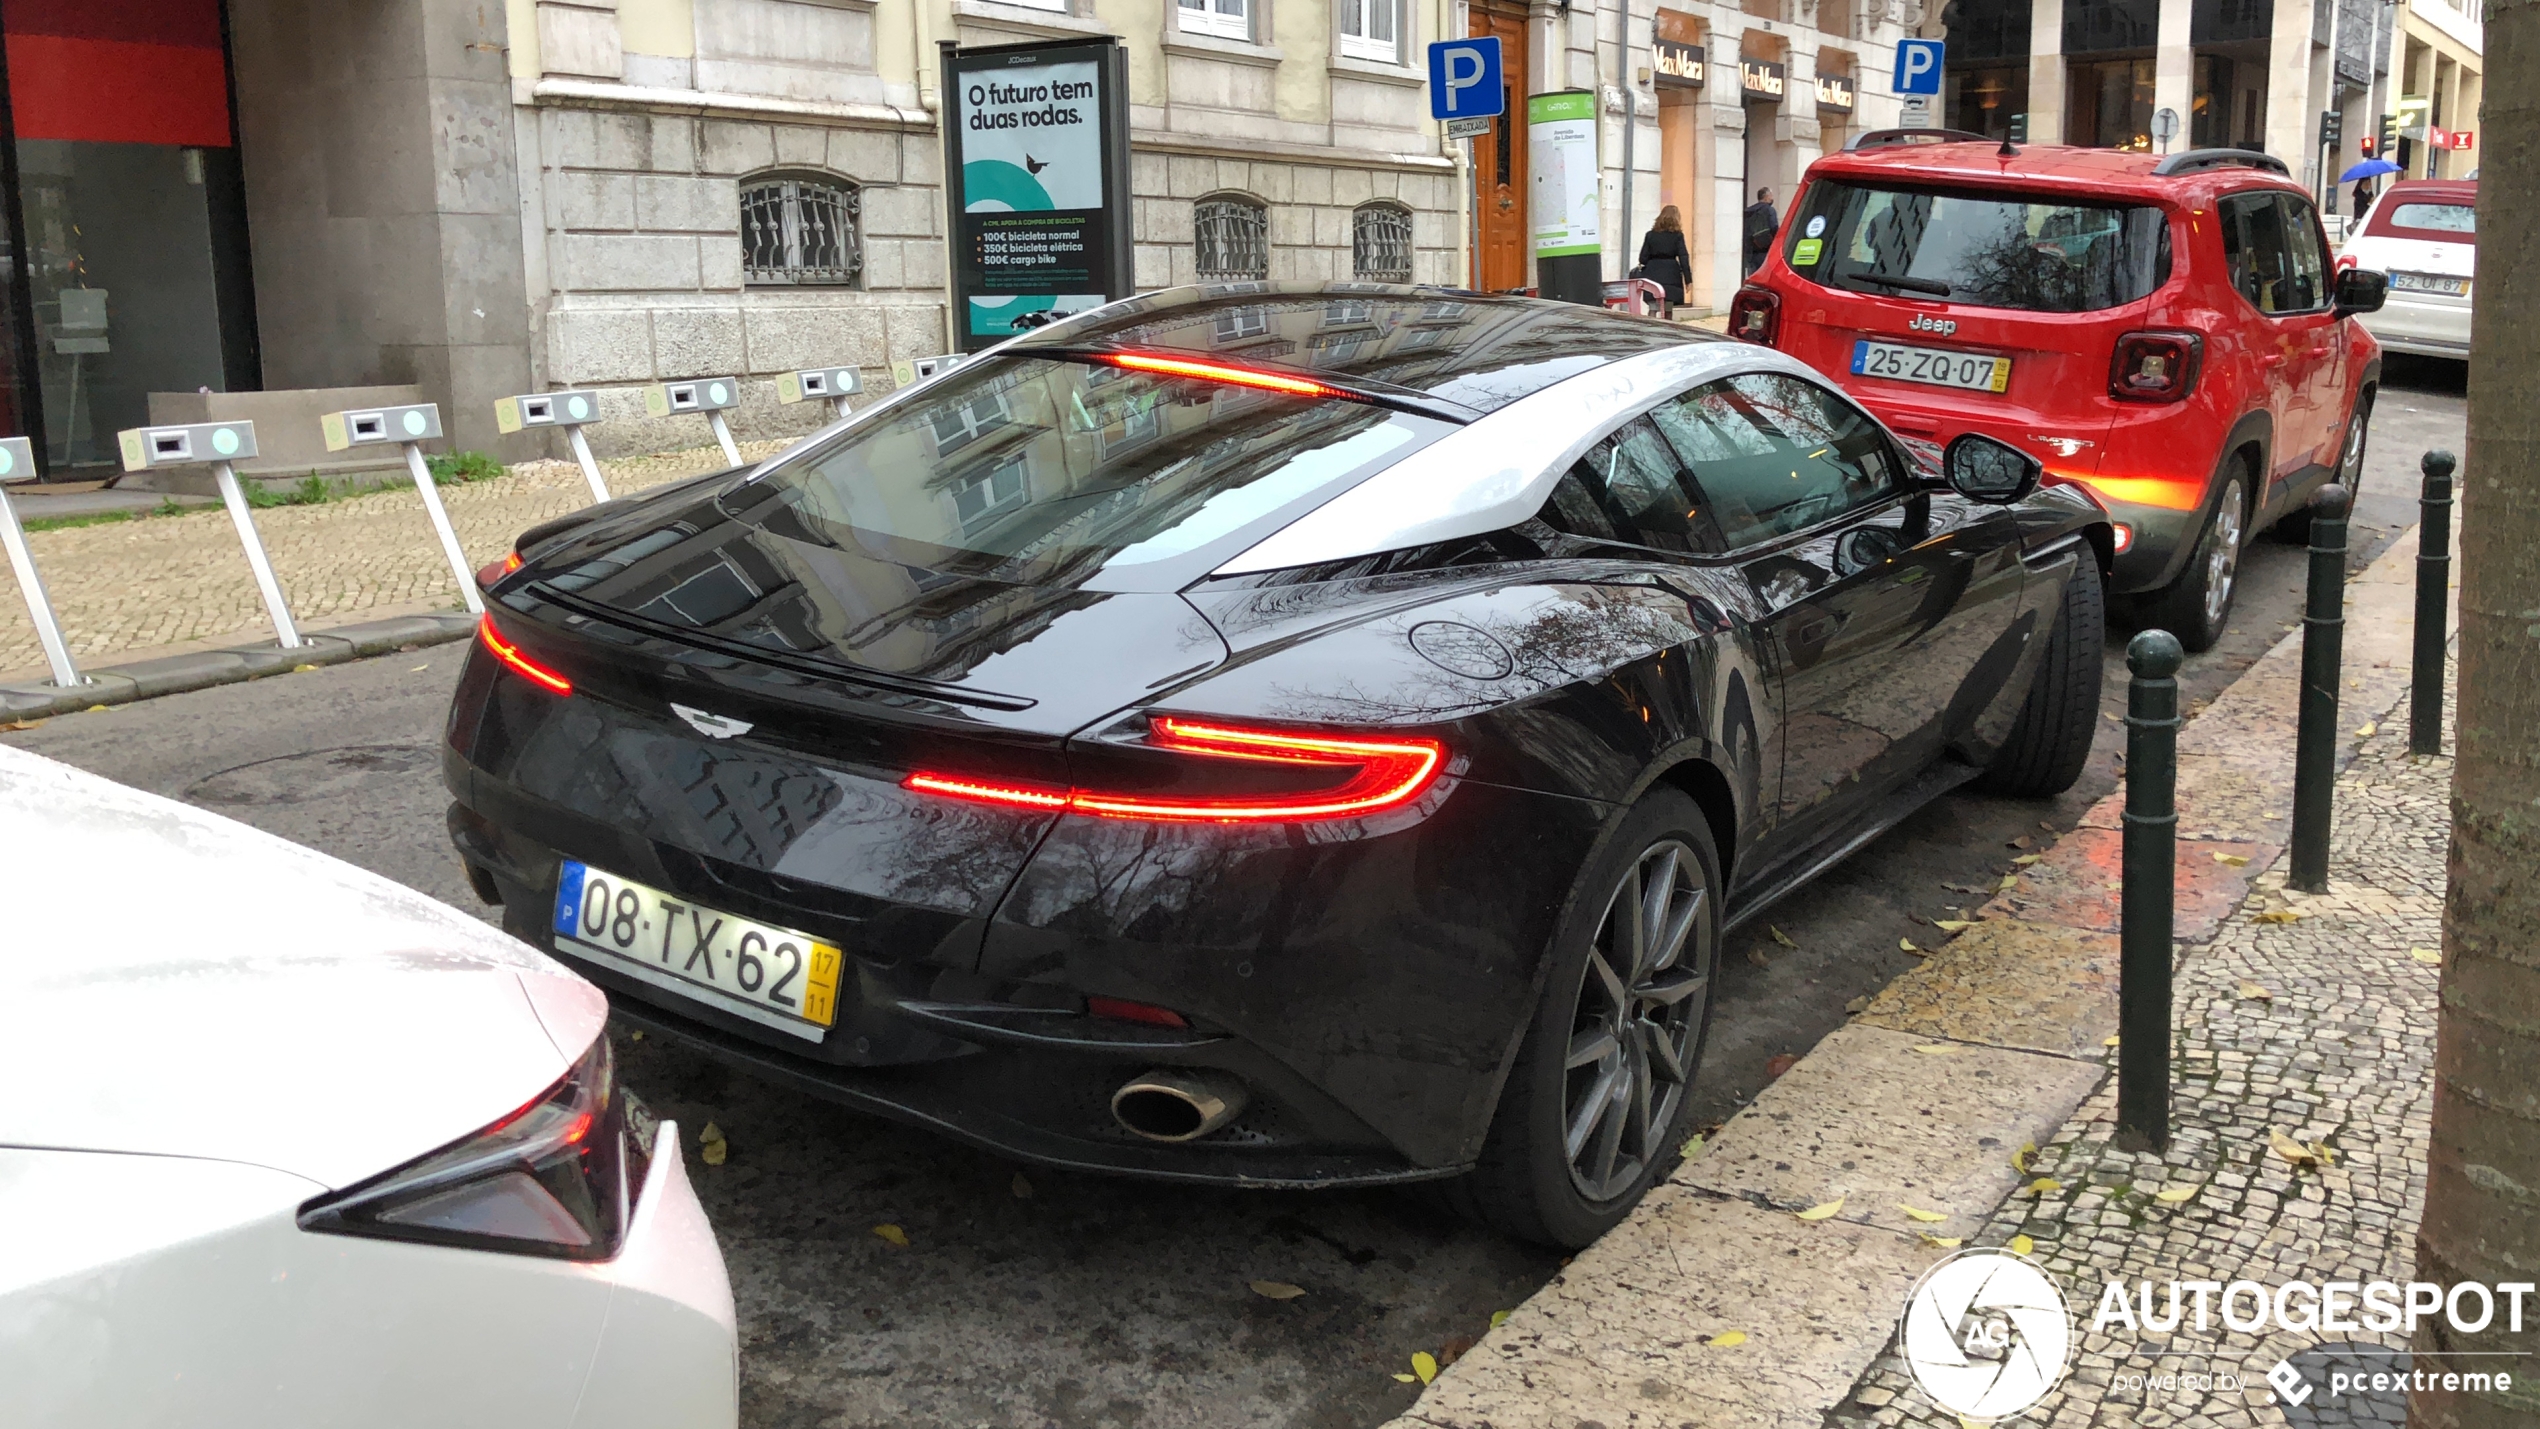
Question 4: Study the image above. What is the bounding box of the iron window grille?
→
[1352,203,1414,283]
[1194,195,1271,281]
[741,173,863,286]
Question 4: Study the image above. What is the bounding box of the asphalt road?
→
[3,356,2466,1429]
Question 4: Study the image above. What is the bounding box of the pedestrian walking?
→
[1635,205,1691,313]
[2351,178,2378,220]
[1743,187,1780,277]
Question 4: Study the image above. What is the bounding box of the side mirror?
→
[1943,433,2042,505]
[2334,267,2388,317]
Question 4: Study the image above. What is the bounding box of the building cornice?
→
[527,78,937,132]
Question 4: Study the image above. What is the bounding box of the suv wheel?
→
[1439,790,1720,1248]
[1977,556,2105,798]
[2146,462,2248,652]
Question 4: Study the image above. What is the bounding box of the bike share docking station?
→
[0,436,84,688]
[646,378,744,468]
[777,367,862,422]
[321,402,481,617]
[495,389,612,504]
[117,418,307,650]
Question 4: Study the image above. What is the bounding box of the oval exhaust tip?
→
[1111,1068,1248,1143]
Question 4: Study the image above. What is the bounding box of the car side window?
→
[2220,192,2325,316]
[1536,416,1720,553]
[2274,195,2330,312]
[1648,374,1896,550]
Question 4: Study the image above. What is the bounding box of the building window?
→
[1194,194,1270,280]
[741,172,862,286]
[1177,0,1250,40]
[1339,0,1400,60]
[1352,203,1414,282]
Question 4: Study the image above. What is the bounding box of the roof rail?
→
[1845,127,1992,151]
[2150,148,2291,177]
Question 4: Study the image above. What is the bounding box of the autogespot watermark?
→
[1898,1262,2532,1424]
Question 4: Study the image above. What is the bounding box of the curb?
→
[0,612,477,721]
[1387,520,2454,1428]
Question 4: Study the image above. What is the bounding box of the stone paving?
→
[1829,671,2453,1429]
[0,441,791,679]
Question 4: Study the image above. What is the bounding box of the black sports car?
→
[444,285,2109,1247]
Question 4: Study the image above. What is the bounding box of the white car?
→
[2340,178,2476,359]
[0,744,736,1428]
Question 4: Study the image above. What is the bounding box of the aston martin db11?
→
[444,284,2110,1247]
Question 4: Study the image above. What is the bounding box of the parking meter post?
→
[2117,629,2183,1153]
[706,410,742,468]
[401,443,485,617]
[2411,450,2455,756]
[0,438,82,687]
[210,460,305,649]
[566,425,611,504]
[2288,482,2352,893]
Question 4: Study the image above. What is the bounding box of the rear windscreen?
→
[2374,201,2476,238]
[727,356,1450,582]
[1786,182,2172,312]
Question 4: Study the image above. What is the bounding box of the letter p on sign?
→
[1428,36,1504,121]
[1892,38,1944,96]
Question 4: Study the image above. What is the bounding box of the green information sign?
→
[1527,90,1601,260]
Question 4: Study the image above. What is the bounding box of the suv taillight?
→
[1728,287,1781,345]
[299,1037,648,1261]
[2109,331,2203,403]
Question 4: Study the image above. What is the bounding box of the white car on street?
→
[0,744,736,1428]
[2340,178,2476,359]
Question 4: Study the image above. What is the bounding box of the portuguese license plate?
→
[1851,339,2012,393]
[2390,270,2469,296]
[553,861,842,1041]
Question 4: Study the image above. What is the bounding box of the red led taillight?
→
[2109,331,2203,403]
[475,550,524,588]
[904,717,1447,823]
[1727,287,1781,345]
[1096,352,1346,400]
[1087,996,1190,1028]
[477,614,574,696]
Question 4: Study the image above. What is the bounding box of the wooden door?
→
[1470,2,1529,292]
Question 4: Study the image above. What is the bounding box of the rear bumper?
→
[2044,480,2207,595]
[2361,297,2470,358]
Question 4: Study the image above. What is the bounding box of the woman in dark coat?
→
[1637,205,1691,312]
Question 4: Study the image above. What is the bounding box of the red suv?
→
[1728,136,2387,649]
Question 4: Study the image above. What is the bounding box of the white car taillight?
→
[299,1037,648,1261]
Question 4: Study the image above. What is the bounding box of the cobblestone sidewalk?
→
[1833,670,2455,1429]
[0,442,791,680]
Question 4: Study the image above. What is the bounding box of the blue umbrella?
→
[2341,158,2401,182]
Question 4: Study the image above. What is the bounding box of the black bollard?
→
[2118,629,2184,1153]
[2411,451,2456,756]
[2288,482,2352,893]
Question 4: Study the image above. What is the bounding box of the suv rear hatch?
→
[1766,176,2175,478]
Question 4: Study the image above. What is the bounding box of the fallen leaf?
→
[1912,1043,1959,1056]
[2356,721,2378,737]
[1997,875,2020,893]
[2411,947,2443,965]
[2027,1177,2062,1194]
[2154,1185,2198,1204]
[1844,995,1870,1015]
[1,718,43,730]
[2008,836,2031,849]
[872,1223,910,1247]
[2270,1129,2324,1168]
[1393,1373,1418,1384]
[1708,1330,1748,1348]
[629,1030,643,1041]
[1746,946,1772,967]
[2011,854,2043,866]
[699,1122,727,1166]
[1943,882,1988,895]
[2011,1142,2034,1172]
[84,704,110,713]
[1769,925,1798,949]
[1934,919,1978,932]
[2252,909,2304,925]
[1490,1309,1512,1329]
[2239,982,2273,1001]
[1439,1335,1476,1366]
[1012,1172,1034,1199]
[1680,1133,1707,1160]
[1250,1281,1307,1300]
[1795,1197,1845,1222]
[2212,852,2250,866]
[1412,1351,1439,1384]
[292,663,321,673]
[1919,1233,1966,1248]
[1765,1052,1799,1078]
[409,663,430,672]
[1900,1204,1948,1223]
[2103,1035,2122,1047]
[2008,1234,2036,1255]
[1899,937,1922,954]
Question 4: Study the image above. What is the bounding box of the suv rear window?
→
[1786,182,2172,313]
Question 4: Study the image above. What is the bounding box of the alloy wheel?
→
[2203,478,2246,629]
[2341,412,2368,482]
[1561,838,1712,1202]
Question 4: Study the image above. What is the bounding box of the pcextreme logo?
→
[1900,1249,2074,1420]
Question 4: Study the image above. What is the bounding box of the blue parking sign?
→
[1892,38,1944,96]
[1428,37,1504,122]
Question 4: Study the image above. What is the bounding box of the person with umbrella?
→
[2343,156,2401,219]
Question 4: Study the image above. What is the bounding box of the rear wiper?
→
[1845,273,1954,297]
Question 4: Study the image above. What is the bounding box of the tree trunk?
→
[2415,2,2540,1423]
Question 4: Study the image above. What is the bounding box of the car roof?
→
[0,744,605,1189]
[2377,178,2477,202]
[1803,140,2306,206]
[1006,283,1724,414]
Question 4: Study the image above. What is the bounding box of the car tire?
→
[2272,395,2372,544]
[1439,789,1721,1249]
[2144,460,2249,653]
[1976,556,2105,799]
